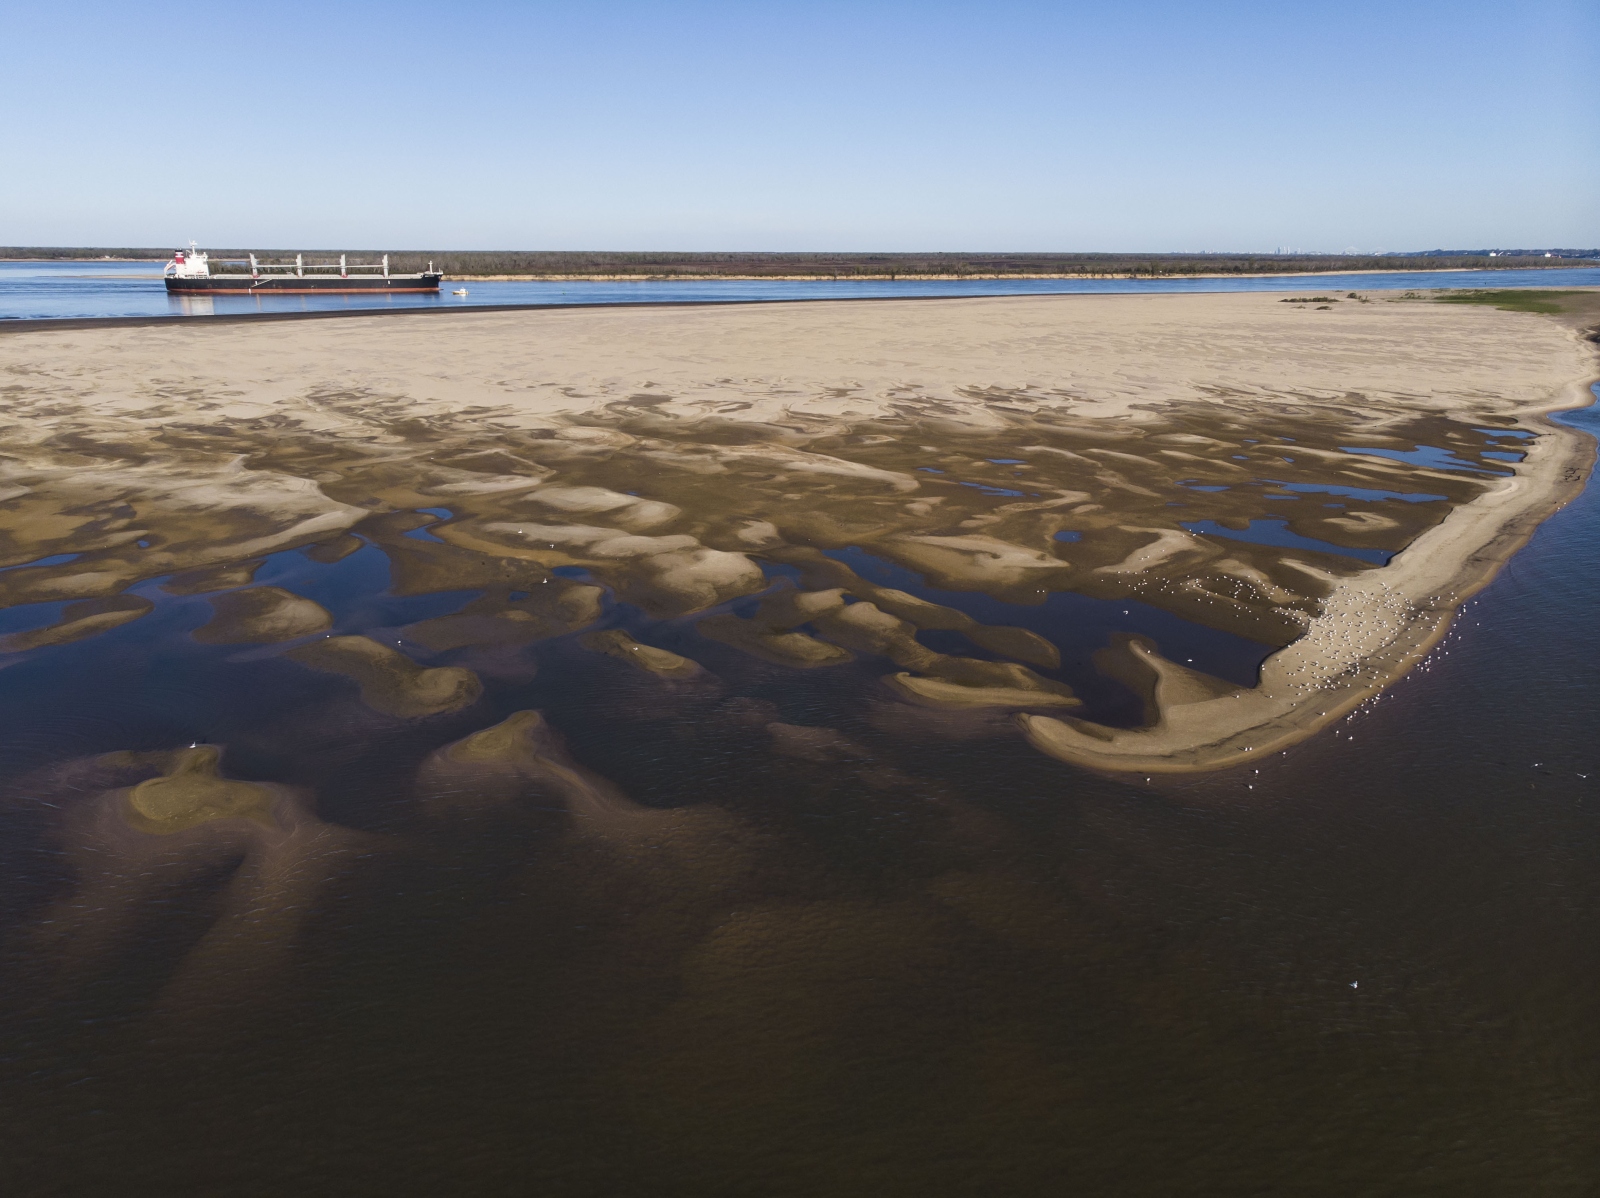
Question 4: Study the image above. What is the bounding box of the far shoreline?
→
[3,258,1595,284]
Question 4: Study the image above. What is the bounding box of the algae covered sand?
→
[0,290,1593,770]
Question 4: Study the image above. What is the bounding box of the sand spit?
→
[0,594,152,650]
[1022,372,1599,771]
[123,744,279,832]
[0,290,1594,772]
[193,585,333,645]
[582,628,705,678]
[288,635,483,718]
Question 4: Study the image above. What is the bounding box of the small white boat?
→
[452,287,469,296]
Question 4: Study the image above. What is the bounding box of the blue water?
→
[818,544,1275,690]
[0,532,482,775]
[1266,480,1449,504]
[958,480,1028,497]
[1474,427,1536,440]
[2,260,1597,321]
[0,552,80,574]
[400,508,454,543]
[1181,518,1395,565]
[1340,444,1511,475]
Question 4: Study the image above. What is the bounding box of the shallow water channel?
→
[0,393,1596,1195]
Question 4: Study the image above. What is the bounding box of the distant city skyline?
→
[2,0,1594,251]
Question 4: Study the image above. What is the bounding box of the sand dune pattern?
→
[0,291,1594,774]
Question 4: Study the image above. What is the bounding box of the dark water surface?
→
[1178,518,1396,564]
[0,394,1597,1196]
[2,260,1599,321]
[814,546,1274,691]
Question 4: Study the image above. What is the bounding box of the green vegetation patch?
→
[1436,290,1587,314]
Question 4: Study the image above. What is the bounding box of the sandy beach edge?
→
[1021,338,1600,775]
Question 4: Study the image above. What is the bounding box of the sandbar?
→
[1,289,1594,771]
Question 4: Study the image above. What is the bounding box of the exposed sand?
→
[287,635,483,718]
[1,290,1595,771]
[2,289,1587,427]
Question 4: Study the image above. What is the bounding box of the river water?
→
[2,260,1598,320]
[0,276,1596,1193]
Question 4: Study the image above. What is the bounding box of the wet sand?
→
[0,289,1595,770]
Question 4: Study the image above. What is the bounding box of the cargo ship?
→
[163,242,443,295]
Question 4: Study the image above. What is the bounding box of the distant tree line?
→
[3,247,1595,277]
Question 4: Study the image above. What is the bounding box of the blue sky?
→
[2,0,1594,251]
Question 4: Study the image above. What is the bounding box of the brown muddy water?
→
[1,397,1597,1196]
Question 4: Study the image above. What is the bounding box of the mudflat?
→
[1,290,1595,770]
